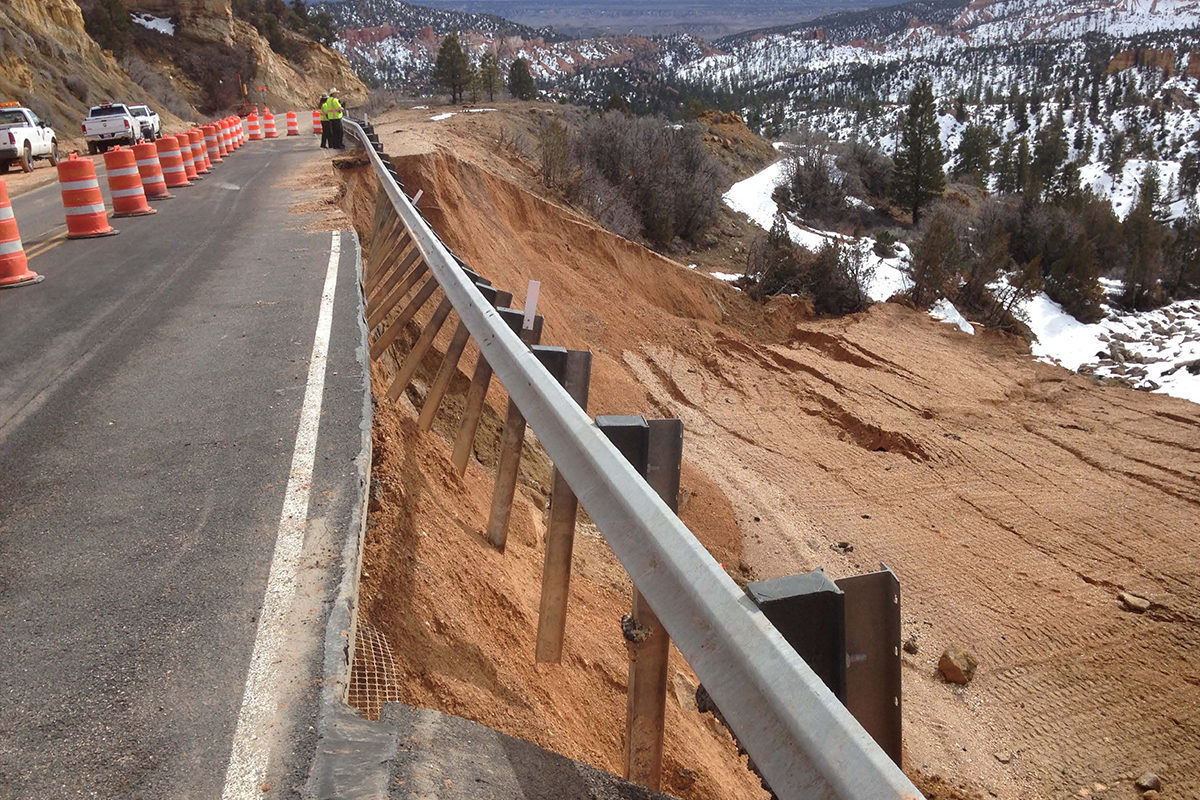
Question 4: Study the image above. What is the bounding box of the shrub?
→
[83,0,132,59]
[746,213,874,315]
[873,230,898,258]
[777,151,847,224]
[908,212,961,308]
[537,117,570,189]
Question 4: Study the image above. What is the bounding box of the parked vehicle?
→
[0,102,59,174]
[128,104,160,141]
[82,103,142,153]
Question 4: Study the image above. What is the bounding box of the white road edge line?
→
[221,230,342,800]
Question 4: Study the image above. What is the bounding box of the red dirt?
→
[343,106,1200,800]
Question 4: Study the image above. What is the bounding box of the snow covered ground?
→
[724,155,1200,405]
[130,12,174,36]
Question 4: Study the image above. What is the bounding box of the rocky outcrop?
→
[1107,48,1176,77]
[1187,51,1200,79]
[233,21,367,111]
[121,0,234,45]
[0,0,189,146]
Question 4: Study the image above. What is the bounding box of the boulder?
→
[938,644,977,684]
[1119,592,1151,613]
[1135,772,1162,791]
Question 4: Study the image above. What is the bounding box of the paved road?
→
[0,135,369,799]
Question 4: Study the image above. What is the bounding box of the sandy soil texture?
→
[341,104,1200,800]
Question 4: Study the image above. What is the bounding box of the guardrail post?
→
[368,270,438,360]
[366,245,422,322]
[483,326,549,552]
[363,220,410,297]
[450,303,536,475]
[535,349,593,663]
[596,415,682,792]
[417,279,496,432]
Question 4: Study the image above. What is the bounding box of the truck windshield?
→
[0,110,27,126]
[130,107,148,117]
[89,106,127,117]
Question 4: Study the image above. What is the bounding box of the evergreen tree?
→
[83,0,133,59]
[604,92,631,115]
[1047,234,1105,322]
[908,212,960,307]
[508,57,537,101]
[1107,130,1128,176]
[434,32,471,104]
[1123,200,1164,310]
[1032,111,1068,195]
[478,52,501,102]
[892,79,946,225]
[1179,151,1200,195]
[1016,136,1032,193]
[953,124,995,182]
[1140,163,1163,220]
[995,137,1018,194]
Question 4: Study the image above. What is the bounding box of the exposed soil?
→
[342,104,1200,800]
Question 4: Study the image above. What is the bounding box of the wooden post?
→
[417,282,498,433]
[596,415,683,792]
[364,224,411,297]
[482,331,551,553]
[368,272,438,360]
[385,296,455,401]
[364,212,401,288]
[535,349,592,663]
[366,245,422,320]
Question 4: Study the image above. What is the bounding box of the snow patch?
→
[131,13,174,35]
[429,112,455,121]
[930,299,975,335]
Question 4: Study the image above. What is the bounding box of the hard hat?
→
[329,88,339,95]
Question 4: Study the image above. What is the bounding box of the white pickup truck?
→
[0,102,59,174]
[129,104,161,142]
[82,103,142,153]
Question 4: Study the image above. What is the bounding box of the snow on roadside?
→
[1026,292,1200,404]
[131,12,174,35]
[721,156,912,303]
[930,298,975,334]
[430,112,455,121]
[723,153,1200,404]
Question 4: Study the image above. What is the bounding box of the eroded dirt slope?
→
[345,106,1200,800]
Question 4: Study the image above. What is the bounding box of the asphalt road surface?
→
[0,134,368,799]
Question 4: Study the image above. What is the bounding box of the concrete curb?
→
[303,224,382,798]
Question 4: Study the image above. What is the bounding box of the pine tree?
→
[508,57,537,101]
[604,92,630,115]
[1123,201,1164,310]
[1107,130,1128,176]
[953,124,995,182]
[1032,111,1068,196]
[434,32,471,104]
[1140,163,1163,220]
[995,137,1018,194]
[1047,234,1105,322]
[83,0,133,59]
[478,52,501,102]
[892,79,945,225]
[908,212,960,307]
[1016,136,1032,193]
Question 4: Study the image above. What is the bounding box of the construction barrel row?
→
[1,108,314,290]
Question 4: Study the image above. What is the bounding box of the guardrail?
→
[342,118,924,800]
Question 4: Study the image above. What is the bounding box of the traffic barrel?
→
[223,117,236,151]
[188,129,211,174]
[312,109,321,134]
[0,179,42,288]
[263,109,278,139]
[102,146,155,218]
[235,115,245,147]
[132,141,173,201]
[248,112,263,141]
[155,136,192,189]
[203,124,223,164]
[216,121,230,157]
[58,154,117,239]
[179,134,200,181]
[286,111,299,136]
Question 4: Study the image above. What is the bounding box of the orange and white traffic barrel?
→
[248,113,263,141]
[155,136,192,189]
[312,109,321,134]
[216,120,230,157]
[58,154,117,239]
[224,117,236,151]
[203,124,223,164]
[235,115,245,147]
[263,109,278,138]
[0,179,42,288]
[188,129,210,174]
[102,146,155,218]
[132,141,173,201]
[179,134,200,181]
[286,111,299,136]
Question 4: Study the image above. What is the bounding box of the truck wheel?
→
[0,161,9,175]
[19,143,33,173]
[88,142,99,156]
[147,129,156,142]
[48,140,59,166]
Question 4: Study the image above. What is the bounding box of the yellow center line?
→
[26,231,68,259]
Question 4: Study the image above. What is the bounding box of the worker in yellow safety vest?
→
[318,93,329,148]
[322,89,345,150]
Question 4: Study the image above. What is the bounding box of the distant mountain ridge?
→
[316,0,559,41]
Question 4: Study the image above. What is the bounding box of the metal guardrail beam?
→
[343,120,924,800]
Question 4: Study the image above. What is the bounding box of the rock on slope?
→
[0,0,188,139]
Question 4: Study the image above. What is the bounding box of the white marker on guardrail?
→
[523,280,540,331]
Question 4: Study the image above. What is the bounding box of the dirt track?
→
[343,105,1200,800]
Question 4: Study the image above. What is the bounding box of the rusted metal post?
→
[597,415,683,792]
[482,333,552,553]
[535,349,593,663]
[418,281,498,433]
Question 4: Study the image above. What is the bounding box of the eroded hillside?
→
[337,106,1200,800]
